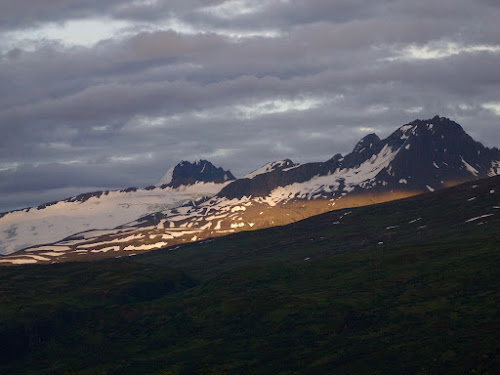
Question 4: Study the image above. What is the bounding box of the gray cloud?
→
[0,0,225,31]
[1,0,499,212]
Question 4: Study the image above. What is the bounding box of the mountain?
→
[0,175,498,374]
[1,116,499,264]
[156,160,235,188]
[218,116,500,199]
[0,161,234,256]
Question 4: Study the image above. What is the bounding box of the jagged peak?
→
[156,160,235,188]
[392,116,468,145]
[408,116,464,132]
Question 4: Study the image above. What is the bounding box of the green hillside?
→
[0,176,499,375]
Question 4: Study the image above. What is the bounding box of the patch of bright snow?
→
[91,246,120,253]
[460,156,479,176]
[231,206,246,212]
[0,258,38,264]
[230,222,245,229]
[214,220,222,230]
[465,214,494,223]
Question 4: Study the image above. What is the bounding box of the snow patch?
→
[460,156,479,176]
[465,214,494,223]
[123,242,169,251]
[0,258,38,264]
[23,254,50,261]
[25,245,71,252]
[91,246,120,253]
[42,251,71,257]
[199,222,213,230]
[399,124,414,140]
[231,206,246,212]
[489,160,500,176]
[230,222,245,228]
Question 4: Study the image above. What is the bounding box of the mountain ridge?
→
[0,161,235,255]
[1,116,499,262]
[218,116,500,199]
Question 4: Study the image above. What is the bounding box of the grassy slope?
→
[0,177,499,375]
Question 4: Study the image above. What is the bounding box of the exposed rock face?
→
[157,160,235,188]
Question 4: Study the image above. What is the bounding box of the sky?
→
[1,0,500,212]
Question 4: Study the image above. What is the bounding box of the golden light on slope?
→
[2,189,424,265]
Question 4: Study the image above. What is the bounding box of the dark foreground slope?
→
[0,176,499,375]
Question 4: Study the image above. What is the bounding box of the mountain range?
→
[1,116,499,265]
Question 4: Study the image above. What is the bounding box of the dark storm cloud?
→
[1,0,499,212]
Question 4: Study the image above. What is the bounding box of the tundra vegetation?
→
[0,177,499,374]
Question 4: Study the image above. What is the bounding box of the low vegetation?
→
[0,177,499,374]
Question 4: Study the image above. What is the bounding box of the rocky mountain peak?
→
[219,117,500,200]
[403,116,465,136]
[156,160,235,188]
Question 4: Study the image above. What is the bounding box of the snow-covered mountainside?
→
[1,116,499,265]
[0,162,234,255]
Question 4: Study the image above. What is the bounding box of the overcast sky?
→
[1,0,499,212]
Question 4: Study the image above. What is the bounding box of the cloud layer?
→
[1,0,499,212]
